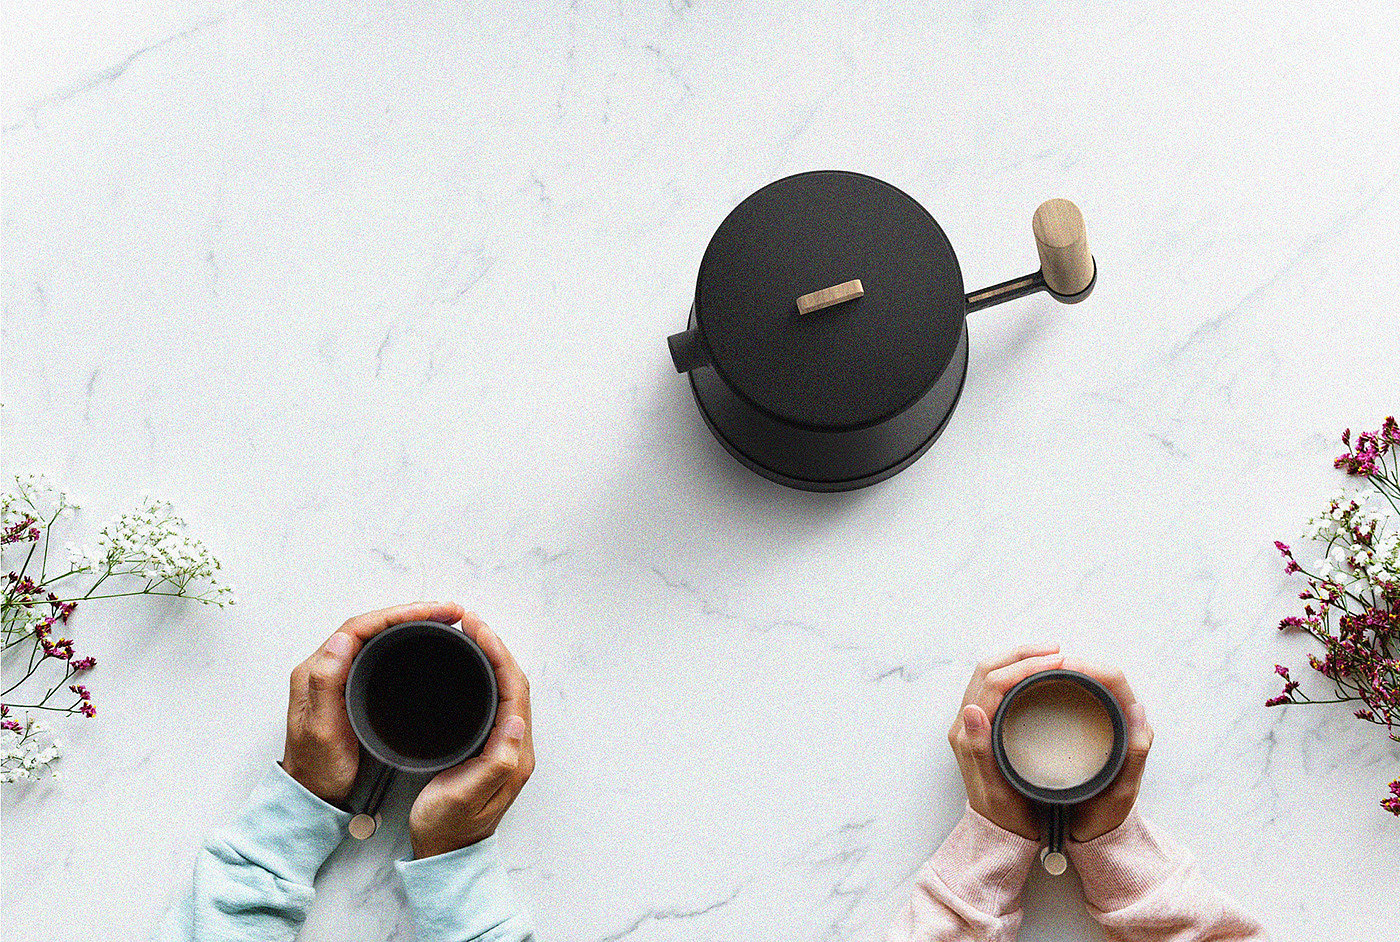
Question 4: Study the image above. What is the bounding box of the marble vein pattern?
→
[4,2,1399,940]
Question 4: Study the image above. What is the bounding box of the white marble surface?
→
[4,2,1399,939]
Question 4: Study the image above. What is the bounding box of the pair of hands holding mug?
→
[948,643,1154,843]
[281,601,534,859]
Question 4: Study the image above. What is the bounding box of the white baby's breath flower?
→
[0,718,62,784]
[1301,487,1399,594]
[3,473,77,520]
[92,495,232,602]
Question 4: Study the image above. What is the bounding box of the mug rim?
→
[990,668,1129,807]
[345,619,499,774]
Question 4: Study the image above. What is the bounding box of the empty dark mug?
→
[991,669,1127,874]
[343,620,498,838]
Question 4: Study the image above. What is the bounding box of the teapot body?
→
[671,171,971,492]
[683,305,969,491]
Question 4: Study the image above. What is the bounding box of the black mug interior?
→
[991,669,1128,807]
[346,620,498,773]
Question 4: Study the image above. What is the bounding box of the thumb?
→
[437,714,527,797]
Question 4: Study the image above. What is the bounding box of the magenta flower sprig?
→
[1,474,234,784]
[1269,418,1400,818]
[1334,417,1400,508]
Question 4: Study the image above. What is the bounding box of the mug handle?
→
[1039,804,1068,875]
[344,747,395,840]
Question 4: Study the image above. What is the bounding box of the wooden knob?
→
[348,813,377,840]
[796,279,864,316]
[1032,198,1093,297]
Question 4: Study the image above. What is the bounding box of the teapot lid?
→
[694,171,965,431]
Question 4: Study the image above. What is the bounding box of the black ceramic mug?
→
[991,669,1127,874]
[343,620,498,838]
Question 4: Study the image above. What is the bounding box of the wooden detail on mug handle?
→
[1032,199,1093,297]
[796,279,864,316]
[349,813,378,840]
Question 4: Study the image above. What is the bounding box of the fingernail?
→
[324,633,352,658]
[503,715,526,741]
[963,706,984,731]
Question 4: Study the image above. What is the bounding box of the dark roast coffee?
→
[342,620,498,840]
[357,625,496,764]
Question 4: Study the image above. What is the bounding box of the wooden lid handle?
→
[1032,198,1093,297]
[797,279,864,316]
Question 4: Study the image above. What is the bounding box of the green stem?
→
[42,588,196,604]
[4,702,86,715]
[81,569,113,600]
[39,506,58,584]
[14,538,38,586]
[2,650,65,697]
[4,655,48,696]
[38,568,94,587]
[27,663,76,708]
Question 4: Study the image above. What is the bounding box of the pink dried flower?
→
[1270,418,1399,820]
[1334,416,1396,477]
[1384,780,1400,816]
[1,514,40,545]
[68,684,97,719]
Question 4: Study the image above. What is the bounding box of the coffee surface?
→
[1000,679,1115,791]
[365,633,493,761]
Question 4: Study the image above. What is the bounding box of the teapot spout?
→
[667,328,711,373]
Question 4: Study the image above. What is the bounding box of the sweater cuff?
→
[224,763,352,882]
[929,804,1039,917]
[396,835,524,940]
[1066,808,1184,912]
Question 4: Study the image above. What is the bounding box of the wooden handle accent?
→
[1032,199,1093,296]
[796,279,864,315]
[348,813,377,840]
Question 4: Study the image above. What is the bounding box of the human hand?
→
[281,601,466,805]
[409,613,535,859]
[1060,657,1154,842]
[948,644,1066,840]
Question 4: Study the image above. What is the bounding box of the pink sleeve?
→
[1066,810,1268,941]
[887,804,1038,942]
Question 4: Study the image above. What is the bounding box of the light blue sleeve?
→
[156,763,351,942]
[396,836,537,942]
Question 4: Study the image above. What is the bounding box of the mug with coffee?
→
[991,669,1127,874]
[343,620,499,838]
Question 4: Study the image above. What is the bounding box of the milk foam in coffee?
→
[1000,679,1115,790]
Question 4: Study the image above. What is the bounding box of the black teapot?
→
[668,171,1095,491]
